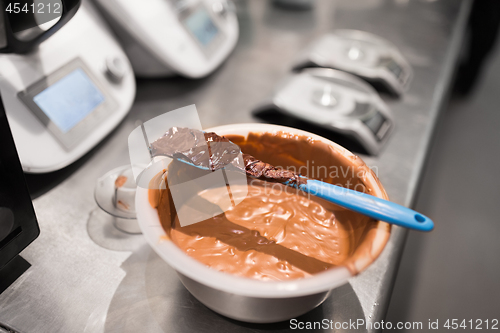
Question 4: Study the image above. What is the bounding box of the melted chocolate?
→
[149,131,391,280]
[242,154,305,187]
[150,127,305,186]
[150,127,241,171]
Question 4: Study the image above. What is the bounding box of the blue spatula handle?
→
[299,179,434,231]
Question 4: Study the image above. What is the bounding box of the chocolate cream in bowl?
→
[148,131,391,281]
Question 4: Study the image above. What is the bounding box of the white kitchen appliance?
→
[0,2,136,173]
[254,68,394,156]
[92,0,239,78]
[293,30,412,97]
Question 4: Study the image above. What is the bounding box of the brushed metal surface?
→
[0,0,469,332]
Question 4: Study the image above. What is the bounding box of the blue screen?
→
[33,68,105,133]
[184,7,219,46]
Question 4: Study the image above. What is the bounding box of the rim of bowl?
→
[135,123,391,298]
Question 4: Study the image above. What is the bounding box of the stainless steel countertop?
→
[0,0,470,332]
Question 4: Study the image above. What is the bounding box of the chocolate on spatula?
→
[150,127,305,186]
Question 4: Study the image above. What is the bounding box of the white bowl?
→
[136,123,391,323]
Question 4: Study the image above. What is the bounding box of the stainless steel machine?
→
[0,1,136,173]
[293,30,413,97]
[254,68,394,155]
[93,0,239,78]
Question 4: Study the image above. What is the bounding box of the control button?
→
[105,57,126,83]
[311,85,340,109]
[212,1,227,18]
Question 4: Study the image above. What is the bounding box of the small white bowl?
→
[135,123,391,323]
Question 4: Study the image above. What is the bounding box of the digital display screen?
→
[184,7,219,46]
[385,59,404,80]
[363,111,387,139]
[33,68,105,133]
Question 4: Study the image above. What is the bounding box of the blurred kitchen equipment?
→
[0,0,80,54]
[0,95,39,294]
[254,68,394,156]
[293,30,412,96]
[0,2,135,173]
[92,0,239,78]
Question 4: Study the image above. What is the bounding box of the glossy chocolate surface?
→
[150,131,391,280]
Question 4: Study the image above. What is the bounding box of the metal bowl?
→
[135,123,391,323]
